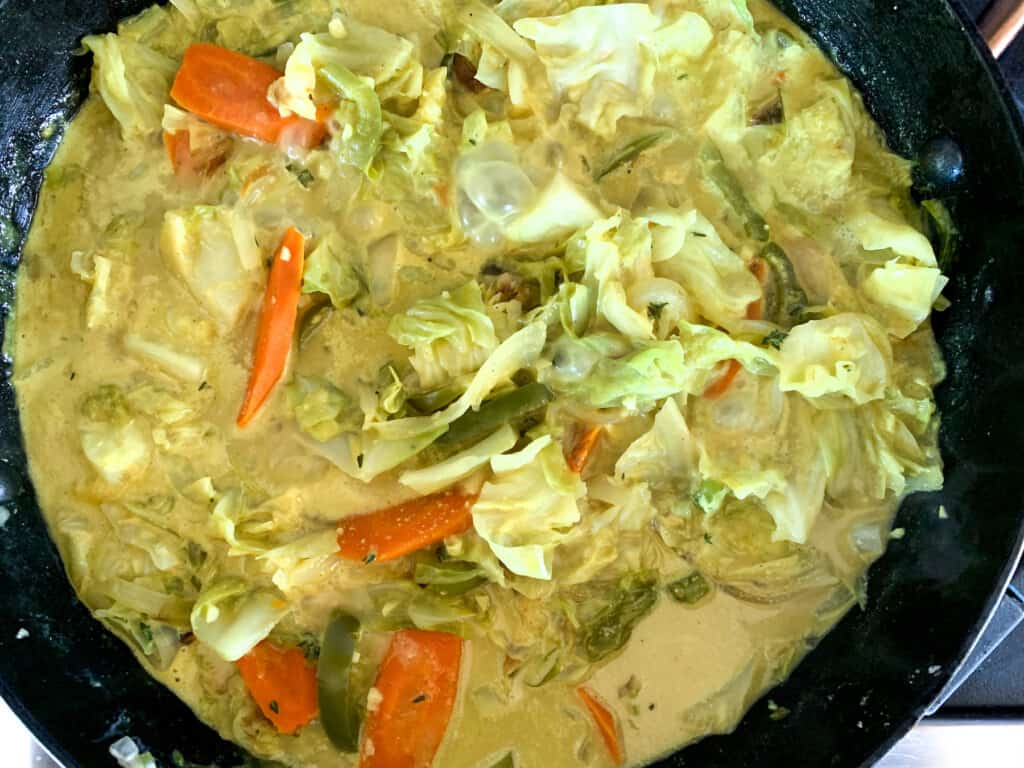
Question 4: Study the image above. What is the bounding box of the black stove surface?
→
[930,0,1024,717]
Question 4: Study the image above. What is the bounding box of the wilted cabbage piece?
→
[160,206,263,328]
[471,435,585,579]
[79,386,152,484]
[777,314,893,407]
[388,281,500,389]
[82,34,177,138]
[301,233,364,308]
[190,578,289,661]
[268,16,423,120]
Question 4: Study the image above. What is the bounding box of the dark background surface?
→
[0,1,1022,768]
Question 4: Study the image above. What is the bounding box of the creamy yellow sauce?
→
[12,0,945,766]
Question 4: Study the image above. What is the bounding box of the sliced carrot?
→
[703,359,743,400]
[745,258,767,320]
[361,629,463,768]
[236,641,318,734]
[163,129,229,179]
[705,260,765,400]
[337,489,478,564]
[566,425,602,474]
[170,43,326,149]
[237,227,305,427]
[578,686,624,766]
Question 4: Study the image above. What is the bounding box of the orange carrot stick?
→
[337,489,478,564]
[705,259,766,400]
[237,227,305,427]
[745,258,768,320]
[361,629,463,768]
[170,43,326,149]
[566,425,602,474]
[236,641,318,734]
[578,686,624,766]
[702,359,743,400]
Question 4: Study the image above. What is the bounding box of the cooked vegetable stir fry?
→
[14,0,947,766]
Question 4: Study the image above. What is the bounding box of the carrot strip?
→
[163,129,229,179]
[746,258,768,320]
[171,43,326,149]
[337,489,478,564]
[705,259,766,400]
[237,227,305,427]
[578,686,624,766]
[566,425,602,474]
[703,359,742,400]
[237,641,318,734]
[361,629,463,768]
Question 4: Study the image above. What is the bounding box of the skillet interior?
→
[0,1,1022,766]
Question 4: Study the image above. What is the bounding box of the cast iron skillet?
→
[0,0,1022,766]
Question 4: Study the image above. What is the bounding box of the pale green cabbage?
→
[82,34,176,138]
[653,211,762,332]
[777,314,893,407]
[302,233,364,308]
[615,397,696,490]
[858,260,948,339]
[160,206,263,329]
[847,205,938,267]
[514,4,660,136]
[269,17,423,120]
[79,386,151,484]
[399,425,519,494]
[287,376,355,442]
[818,401,942,503]
[316,322,547,481]
[190,578,289,662]
[472,435,585,579]
[574,211,657,339]
[388,281,500,389]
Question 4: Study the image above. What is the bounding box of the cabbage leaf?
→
[471,435,585,579]
[190,578,289,662]
[399,424,518,495]
[514,5,660,136]
[269,17,423,121]
[160,206,263,328]
[302,232,364,308]
[388,281,500,389]
[777,314,892,407]
[79,386,152,484]
[82,34,176,138]
[858,261,948,339]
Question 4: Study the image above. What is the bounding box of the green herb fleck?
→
[363,552,377,564]
[703,532,713,545]
[286,163,315,189]
[763,329,788,349]
[412,693,427,703]
[269,699,280,714]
